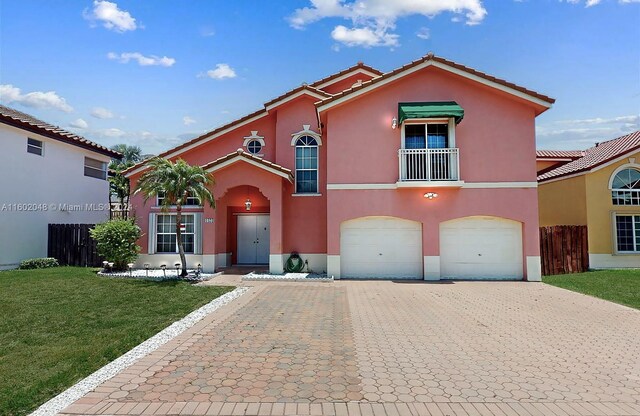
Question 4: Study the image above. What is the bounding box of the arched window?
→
[611,168,640,205]
[295,136,318,193]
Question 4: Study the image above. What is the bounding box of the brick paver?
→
[59,279,640,415]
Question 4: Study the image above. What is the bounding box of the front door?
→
[237,215,270,264]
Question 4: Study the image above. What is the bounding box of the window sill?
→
[291,193,322,197]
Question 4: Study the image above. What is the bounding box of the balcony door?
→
[404,123,450,180]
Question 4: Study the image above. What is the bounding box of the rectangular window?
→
[156,214,195,253]
[612,190,640,205]
[615,214,640,253]
[156,191,201,206]
[295,146,318,193]
[84,157,107,179]
[27,138,43,156]
[403,123,448,149]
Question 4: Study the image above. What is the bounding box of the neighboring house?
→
[0,105,121,270]
[125,53,555,280]
[538,130,640,269]
[536,150,584,175]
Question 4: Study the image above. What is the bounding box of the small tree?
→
[108,144,144,220]
[90,219,142,271]
[134,158,215,277]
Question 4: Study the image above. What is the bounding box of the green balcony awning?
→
[398,101,464,124]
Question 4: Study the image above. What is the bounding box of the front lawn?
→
[0,267,233,416]
[543,269,640,309]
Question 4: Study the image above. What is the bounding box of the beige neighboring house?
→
[0,105,121,270]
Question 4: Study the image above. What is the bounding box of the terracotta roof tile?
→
[264,84,331,108]
[309,62,383,88]
[536,150,585,159]
[0,104,121,158]
[315,52,555,110]
[538,130,640,181]
[201,148,293,182]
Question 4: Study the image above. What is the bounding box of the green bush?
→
[19,257,59,269]
[90,220,142,271]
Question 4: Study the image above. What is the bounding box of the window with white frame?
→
[246,140,262,155]
[615,214,640,253]
[156,191,201,206]
[84,157,107,180]
[404,123,450,149]
[27,138,43,156]
[611,168,640,205]
[156,214,195,253]
[243,131,265,155]
[294,136,318,193]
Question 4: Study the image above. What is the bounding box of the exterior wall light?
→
[245,198,252,211]
[424,192,438,199]
[391,117,398,129]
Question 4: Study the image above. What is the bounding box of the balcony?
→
[397,148,462,187]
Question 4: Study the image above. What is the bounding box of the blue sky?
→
[1,0,638,154]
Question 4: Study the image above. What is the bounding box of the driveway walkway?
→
[61,278,640,416]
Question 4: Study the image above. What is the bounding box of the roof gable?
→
[311,62,382,91]
[538,131,640,182]
[316,53,555,114]
[201,149,293,182]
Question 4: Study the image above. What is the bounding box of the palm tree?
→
[109,144,144,219]
[135,158,215,277]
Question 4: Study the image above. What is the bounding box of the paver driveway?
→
[62,278,640,416]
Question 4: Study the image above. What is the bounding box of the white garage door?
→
[340,217,423,279]
[440,216,523,280]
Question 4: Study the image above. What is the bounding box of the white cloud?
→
[289,0,487,48]
[0,84,73,113]
[537,114,640,149]
[183,116,196,126]
[91,107,115,119]
[69,118,89,129]
[562,0,639,5]
[331,25,399,47]
[101,127,126,138]
[107,52,175,67]
[199,26,215,37]
[84,0,138,32]
[416,27,431,39]
[204,64,237,80]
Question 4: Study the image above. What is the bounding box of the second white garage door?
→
[340,216,423,279]
[440,216,523,280]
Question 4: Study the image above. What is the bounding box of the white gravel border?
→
[243,272,333,282]
[29,286,250,416]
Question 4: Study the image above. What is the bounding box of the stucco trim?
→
[526,256,542,282]
[327,181,537,190]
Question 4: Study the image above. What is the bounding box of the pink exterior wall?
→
[325,66,538,184]
[323,66,541,261]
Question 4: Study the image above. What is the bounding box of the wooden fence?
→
[540,225,589,276]
[48,224,103,267]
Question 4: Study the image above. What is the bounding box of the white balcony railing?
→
[398,148,460,181]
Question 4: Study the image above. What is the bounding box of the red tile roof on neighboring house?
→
[0,104,121,158]
[536,150,585,159]
[538,130,640,182]
[201,148,293,182]
[315,53,556,110]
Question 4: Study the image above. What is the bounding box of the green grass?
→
[543,269,640,309]
[0,267,233,416]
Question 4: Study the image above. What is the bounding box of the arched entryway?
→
[216,185,270,266]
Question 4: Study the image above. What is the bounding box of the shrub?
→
[90,219,142,271]
[19,257,59,269]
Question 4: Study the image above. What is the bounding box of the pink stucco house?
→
[125,53,554,281]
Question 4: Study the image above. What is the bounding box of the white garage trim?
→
[526,256,542,282]
[340,216,423,279]
[424,256,440,280]
[440,216,524,280]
